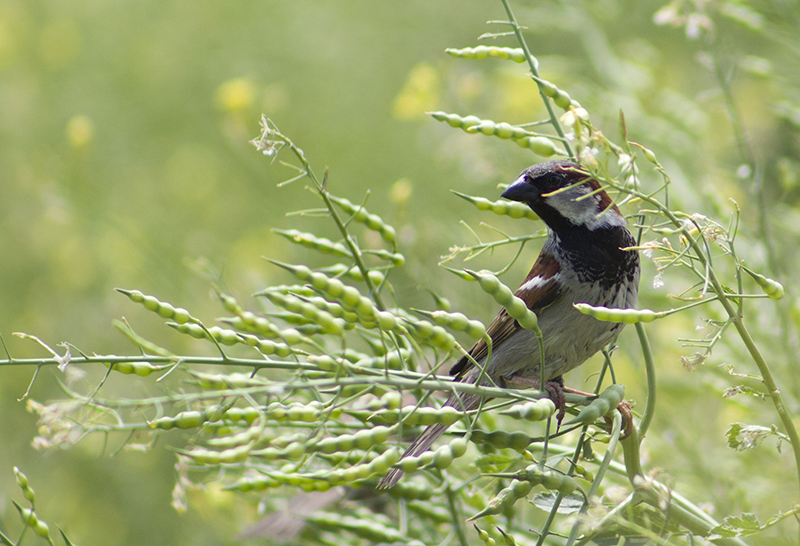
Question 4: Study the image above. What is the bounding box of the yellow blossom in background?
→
[392,63,440,120]
[390,177,412,206]
[66,115,93,148]
[216,77,255,113]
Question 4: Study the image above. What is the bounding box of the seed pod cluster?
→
[169,322,298,357]
[117,288,194,324]
[274,228,352,257]
[403,317,458,352]
[218,293,312,345]
[573,303,664,323]
[470,429,533,451]
[263,292,346,335]
[499,399,556,421]
[565,384,625,427]
[268,261,405,334]
[452,190,539,221]
[327,195,398,248]
[467,270,540,331]
[445,46,527,63]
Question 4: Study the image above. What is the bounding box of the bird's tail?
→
[377,392,480,489]
[377,422,449,489]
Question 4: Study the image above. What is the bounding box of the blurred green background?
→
[2,0,800,544]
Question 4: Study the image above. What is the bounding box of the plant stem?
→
[499,0,575,159]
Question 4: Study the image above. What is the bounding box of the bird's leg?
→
[499,375,567,425]
[563,386,634,438]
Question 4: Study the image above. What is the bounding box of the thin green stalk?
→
[635,322,656,439]
[499,0,575,159]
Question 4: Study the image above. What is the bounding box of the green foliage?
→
[2,0,800,544]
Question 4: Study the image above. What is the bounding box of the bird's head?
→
[502,160,625,233]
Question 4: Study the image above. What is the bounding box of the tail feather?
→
[377,423,448,489]
[378,392,481,489]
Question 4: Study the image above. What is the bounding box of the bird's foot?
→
[563,386,634,438]
[500,375,567,426]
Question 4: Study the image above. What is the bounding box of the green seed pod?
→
[513,464,578,496]
[368,249,405,267]
[433,445,455,469]
[466,120,530,140]
[174,410,206,429]
[499,399,556,421]
[300,295,360,323]
[227,475,281,492]
[224,407,260,424]
[514,136,560,157]
[404,317,458,352]
[430,111,482,130]
[468,479,531,521]
[263,292,346,335]
[553,89,572,109]
[116,288,195,324]
[104,360,166,376]
[474,525,497,546]
[385,479,434,501]
[13,467,35,503]
[565,384,625,427]
[305,512,405,544]
[744,268,784,299]
[327,195,398,247]
[452,190,539,221]
[274,228,352,257]
[411,308,487,339]
[471,430,533,452]
[218,308,313,347]
[17,507,51,541]
[535,78,558,98]
[573,303,664,323]
[468,270,540,331]
[445,46,527,63]
[367,448,401,474]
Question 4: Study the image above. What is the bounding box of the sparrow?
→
[378,160,640,489]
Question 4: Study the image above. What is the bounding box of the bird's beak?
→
[501,175,537,203]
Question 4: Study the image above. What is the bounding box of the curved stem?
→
[635,323,656,439]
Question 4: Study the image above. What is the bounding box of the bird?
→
[378,159,640,489]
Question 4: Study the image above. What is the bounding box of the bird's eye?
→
[538,173,562,192]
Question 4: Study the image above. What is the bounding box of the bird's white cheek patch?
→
[549,192,626,230]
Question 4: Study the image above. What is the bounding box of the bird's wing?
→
[449,252,562,379]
